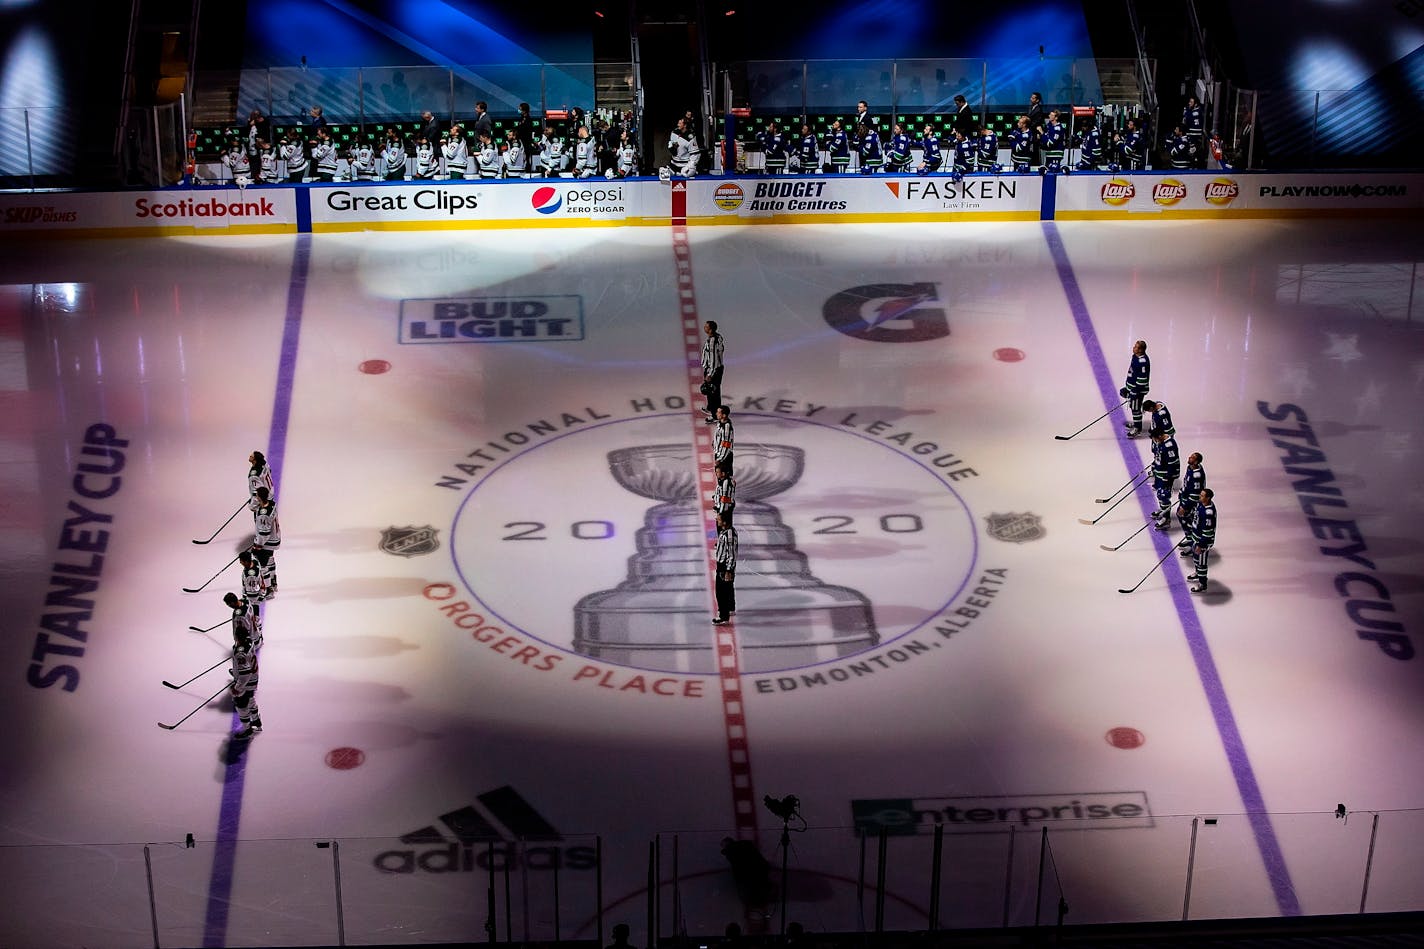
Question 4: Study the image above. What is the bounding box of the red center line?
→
[669,211,760,843]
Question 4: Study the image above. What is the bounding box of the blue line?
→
[1042,222,1300,917]
[202,234,311,946]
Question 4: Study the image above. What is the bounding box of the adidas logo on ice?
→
[373,785,596,874]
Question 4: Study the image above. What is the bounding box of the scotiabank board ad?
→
[1054,172,1424,218]
[688,175,1043,223]
[0,190,300,235]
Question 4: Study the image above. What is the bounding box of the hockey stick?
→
[1118,546,1180,594]
[192,500,248,545]
[188,618,228,633]
[157,679,233,730]
[162,656,229,690]
[1096,464,1152,503]
[1054,398,1129,441]
[1100,519,1154,552]
[181,552,241,594]
[1078,481,1143,525]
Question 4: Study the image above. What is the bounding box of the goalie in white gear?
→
[668,117,701,176]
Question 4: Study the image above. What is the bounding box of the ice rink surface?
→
[1,217,1422,946]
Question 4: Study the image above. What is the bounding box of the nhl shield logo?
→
[984,512,1045,544]
[380,525,440,558]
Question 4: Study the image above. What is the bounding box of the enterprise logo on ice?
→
[853,791,1153,835]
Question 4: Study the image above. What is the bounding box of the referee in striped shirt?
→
[713,514,738,625]
[701,320,725,417]
[711,406,734,471]
[713,463,736,525]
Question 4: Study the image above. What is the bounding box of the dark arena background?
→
[1,1,1423,947]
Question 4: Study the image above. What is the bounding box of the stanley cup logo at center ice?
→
[573,443,878,674]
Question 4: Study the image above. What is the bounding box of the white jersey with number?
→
[252,500,281,548]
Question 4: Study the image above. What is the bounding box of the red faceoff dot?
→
[359,359,391,374]
[325,746,366,770]
[994,347,1025,362]
[1106,727,1145,749]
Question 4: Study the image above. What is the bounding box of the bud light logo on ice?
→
[531,186,563,214]
[399,295,586,343]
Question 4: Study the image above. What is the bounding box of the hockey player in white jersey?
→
[537,127,569,177]
[227,616,262,740]
[221,138,251,185]
[249,450,273,501]
[442,126,469,179]
[574,126,599,178]
[279,135,307,183]
[475,130,502,178]
[502,129,530,178]
[311,129,338,182]
[382,131,407,180]
[251,486,281,551]
[223,591,262,651]
[613,129,638,178]
[238,549,272,603]
[349,137,378,181]
[413,137,437,180]
[255,141,278,184]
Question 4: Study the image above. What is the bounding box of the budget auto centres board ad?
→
[1054,171,1423,218]
[688,175,1044,223]
[0,189,300,234]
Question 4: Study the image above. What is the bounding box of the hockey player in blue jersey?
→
[1182,95,1205,166]
[885,123,913,173]
[950,129,974,174]
[1166,126,1197,169]
[1008,116,1034,172]
[790,124,819,173]
[758,121,788,174]
[1150,430,1182,530]
[916,124,943,174]
[857,123,883,173]
[976,125,999,171]
[1075,121,1104,170]
[1176,452,1206,548]
[1186,488,1217,593]
[1120,339,1151,436]
[1143,399,1175,438]
[1039,110,1066,172]
[1115,119,1145,170]
[826,120,851,173]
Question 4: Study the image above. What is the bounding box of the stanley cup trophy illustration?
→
[574,443,878,674]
